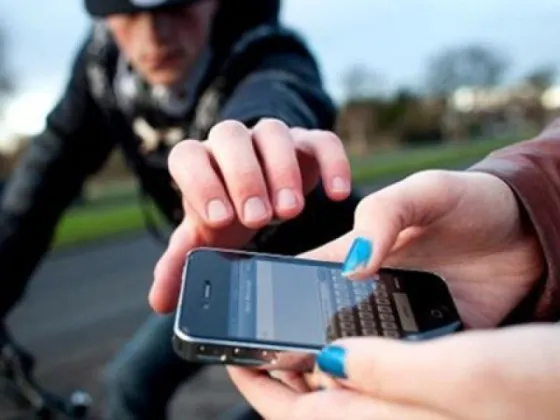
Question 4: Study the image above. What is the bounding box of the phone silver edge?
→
[172,247,319,371]
[172,247,460,370]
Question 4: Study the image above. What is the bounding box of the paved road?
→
[3,231,248,420]
[0,172,467,419]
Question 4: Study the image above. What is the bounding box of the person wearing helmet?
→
[0,0,360,419]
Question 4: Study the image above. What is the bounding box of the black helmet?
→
[85,0,202,17]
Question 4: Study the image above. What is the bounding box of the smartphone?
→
[172,248,463,372]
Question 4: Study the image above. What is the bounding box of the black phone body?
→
[173,248,463,372]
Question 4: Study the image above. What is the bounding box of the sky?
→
[1,0,559,142]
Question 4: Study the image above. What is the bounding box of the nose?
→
[144,11,174,44]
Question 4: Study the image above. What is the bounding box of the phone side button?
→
[231,357,265,367]
[197,354,226,363]
[260,350,278,363]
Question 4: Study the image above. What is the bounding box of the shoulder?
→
[68,22,120,102]
[227,24,315,64]
[213,24,320,90]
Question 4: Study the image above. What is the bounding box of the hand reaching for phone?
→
[150,119,351,313]
[302,169,545,328]
[229,323,560,420]
[226,169,547,415]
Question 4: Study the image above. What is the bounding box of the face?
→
[106,0,218,86]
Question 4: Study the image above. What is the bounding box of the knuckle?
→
[407,169,456,190]
[323,131,344,147]
[309,130,349,170]
[168,139,198,163]
[208,119,248,143]
[353,189,403,231]
[313,130,343,148]
[272,165,300,186]
[406,169,465,204]
[231,169,265,197]
[253,118,289,135]
[183,176,218,199]
[354,194,377,220]
[168,139,201,173]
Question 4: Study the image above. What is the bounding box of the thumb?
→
[315,336,440,395]
[316,325,560,409]
[306,171,463,280]
[150,217,200,313]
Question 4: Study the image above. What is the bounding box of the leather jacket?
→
[470,121,560,323]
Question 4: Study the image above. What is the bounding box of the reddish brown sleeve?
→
[468,123,560,323]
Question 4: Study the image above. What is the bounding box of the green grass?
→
[351,136,523,183]
[52,135,525,250]
[52,202,164,249]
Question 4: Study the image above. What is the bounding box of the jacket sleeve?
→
[468,122,560,323]
[217,26,337,131]
[215,26,360,256]
[0,38,115,319]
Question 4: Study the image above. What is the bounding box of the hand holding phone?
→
[173,248,463,372]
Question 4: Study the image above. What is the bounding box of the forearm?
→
[469,119,560,323]
[0,134,83,318]
[219,71,335,130]
[0,31,118,319]
[218,27,336,131]
[0,124,113,318]
[0,216,61,319]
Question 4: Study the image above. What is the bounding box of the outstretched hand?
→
[150,119,352,312]
[227,169,547,414]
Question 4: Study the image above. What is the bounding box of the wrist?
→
[465,170,548,324]
[490,177,547,324]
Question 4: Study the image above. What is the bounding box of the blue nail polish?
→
[342,237,373,275]
[317,345,347,378]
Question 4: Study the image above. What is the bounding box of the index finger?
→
[227,366,299,419]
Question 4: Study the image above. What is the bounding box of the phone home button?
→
[430,309,443,319]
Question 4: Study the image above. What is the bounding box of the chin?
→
[144,70,184,87]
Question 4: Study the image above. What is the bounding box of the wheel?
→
[67,390,92,418]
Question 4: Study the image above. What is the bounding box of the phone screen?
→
[228,257,334,347]
[178,250,462,350]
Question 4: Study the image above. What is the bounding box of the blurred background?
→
[0,0,559,419]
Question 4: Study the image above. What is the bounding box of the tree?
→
[425,44,509,96]
[525,65,556,92]
[340,65,386,101]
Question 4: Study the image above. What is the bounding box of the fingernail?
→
[243,196,267,222]
[207,199,229,223]
[342,237,373,275]
[276,188,298,211]
[317,345,347,379]
[332,177,350,193]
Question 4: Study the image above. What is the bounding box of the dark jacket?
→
[0,4,360,318]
